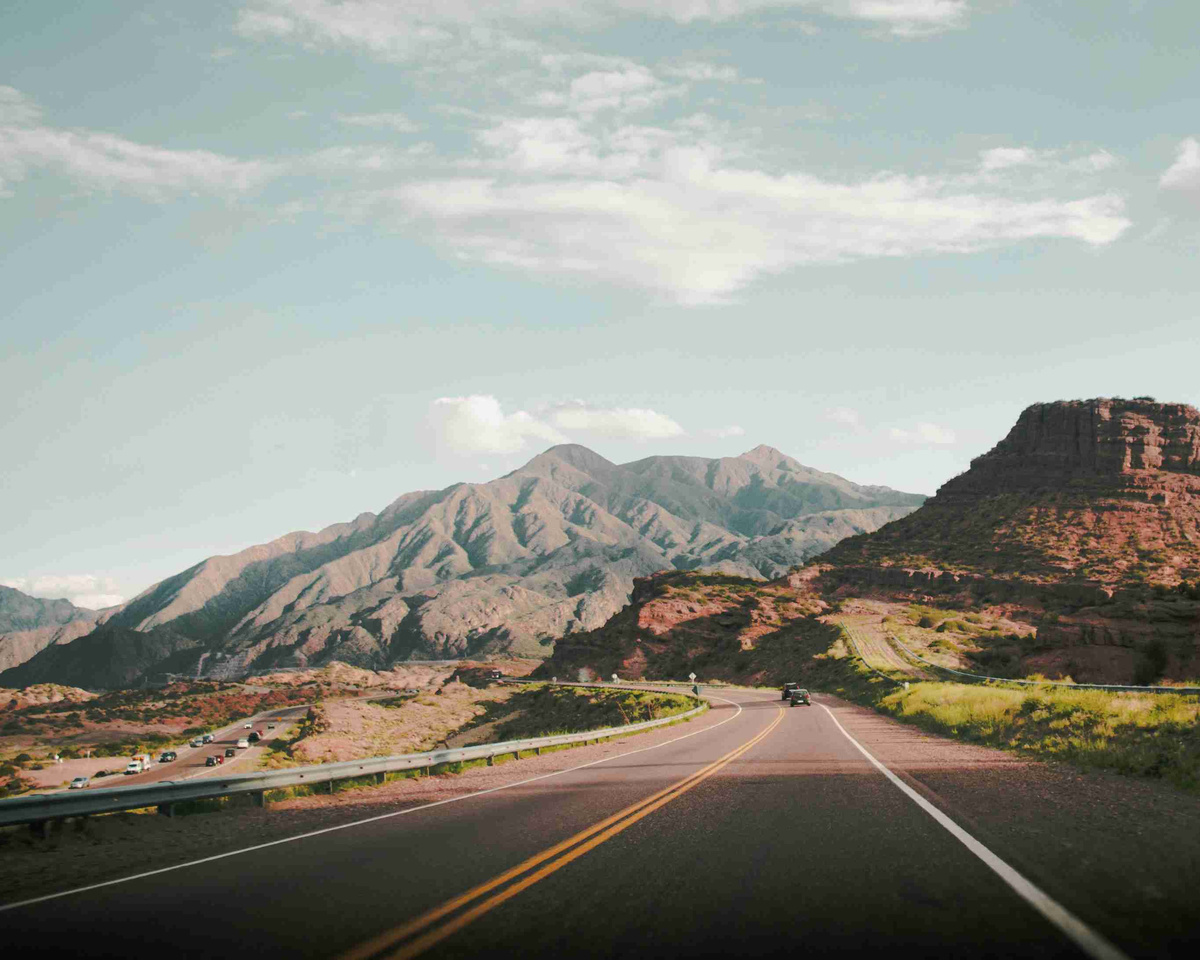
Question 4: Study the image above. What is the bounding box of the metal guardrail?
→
[886,634,1200,695]
[0,682,706,829]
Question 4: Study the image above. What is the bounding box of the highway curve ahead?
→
[3,688,1191,959]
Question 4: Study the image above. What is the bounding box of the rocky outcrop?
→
[818,398,1200,683]
[536,570,834,686]
[942,398,1200,492]
[2,444,923,689]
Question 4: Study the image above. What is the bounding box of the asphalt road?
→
[67,705,309,792]
[3,689,1191,959]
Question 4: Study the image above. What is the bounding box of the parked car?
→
[225,747,236,758]
[788,688,812,706]
[236,738,250,749]
[244,722,253,729]
[202,733,214,744]
[781,682,799,700]
[267,723,276,729]
[158,751,177,763]
[69,776,90,789]
[248,731,261,743]
[205,756,217,767]
[189,738,203,749]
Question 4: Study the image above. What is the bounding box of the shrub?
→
[918,616,936,628]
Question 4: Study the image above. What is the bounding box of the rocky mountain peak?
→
[513,443,617,480]
[942,398,1200,495]
[739,444,790,466]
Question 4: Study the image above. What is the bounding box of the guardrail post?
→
[29,820,47,839]
[251,791,266,808]
[486,754,495,766]
[157,803,176,818]
[535,746,542,756]
[375,772,385,785]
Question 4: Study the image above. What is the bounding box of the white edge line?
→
[818,704,1132,960]
[0,695,748,914]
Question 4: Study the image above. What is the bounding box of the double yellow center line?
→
[340,705,784,960]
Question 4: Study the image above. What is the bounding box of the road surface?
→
[4,688,1195,959]
[61,705,309,792]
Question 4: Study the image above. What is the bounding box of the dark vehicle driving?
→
[781,682,799,700]
[788,688,811,706]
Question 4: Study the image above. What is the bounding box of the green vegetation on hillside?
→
[822,631,1200,793]
[459,684,699,741]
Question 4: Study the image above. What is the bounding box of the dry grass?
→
[877,681,1200,790]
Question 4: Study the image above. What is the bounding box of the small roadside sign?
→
[688,672,697,682]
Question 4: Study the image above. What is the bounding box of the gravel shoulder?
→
[820,693,1200,950]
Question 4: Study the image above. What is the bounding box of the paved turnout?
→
[2,688,1184,959]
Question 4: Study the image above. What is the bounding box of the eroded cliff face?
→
[943,398,1200,492]
[818,399,1200,683]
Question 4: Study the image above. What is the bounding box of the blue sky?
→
[3,1,1199,608]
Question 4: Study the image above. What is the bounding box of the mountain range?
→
[0,444,924,689]
[542,399,1200,686]
[0,587,98,674]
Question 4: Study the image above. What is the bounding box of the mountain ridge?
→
[1,444,924,689]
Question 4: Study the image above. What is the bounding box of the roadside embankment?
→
[820,623,1200,792]
[0,684,709,904]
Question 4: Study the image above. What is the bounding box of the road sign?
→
[688,672,697,682]
[611,674,619,683]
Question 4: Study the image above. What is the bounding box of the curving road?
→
[4,688,1195,959]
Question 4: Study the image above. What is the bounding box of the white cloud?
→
[980,145,1119,175]
[549,404,685,440]
[1161,137,1200,196]
[0,90,277,200]
[0,86,41,125]
[429,395,566,455]
[827,407,862,427]
[336,111,422,133]
[1,574,125,610]
[889,422,957,444]
[235,0,974,54]
[427,395,691,455]
[385,147,1129,304]
[840,0,968,37]
[0,88,429,203]
[661,62,741,82]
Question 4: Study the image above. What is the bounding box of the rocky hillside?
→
[0,586,100,674]
[536,570,841,688]
[821,398,1200,682]
[0,444,922,689]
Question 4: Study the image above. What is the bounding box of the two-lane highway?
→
[1,688,1176,958]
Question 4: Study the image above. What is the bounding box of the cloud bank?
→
[428,396,692,455]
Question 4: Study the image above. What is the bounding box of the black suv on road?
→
[788,688,812,706]
[781,682,799,700]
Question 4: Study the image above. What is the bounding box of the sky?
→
[3,0,1199,610]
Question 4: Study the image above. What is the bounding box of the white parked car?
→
[243,722,253,729]
[69,776,90,789]
[236,738,250,749]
